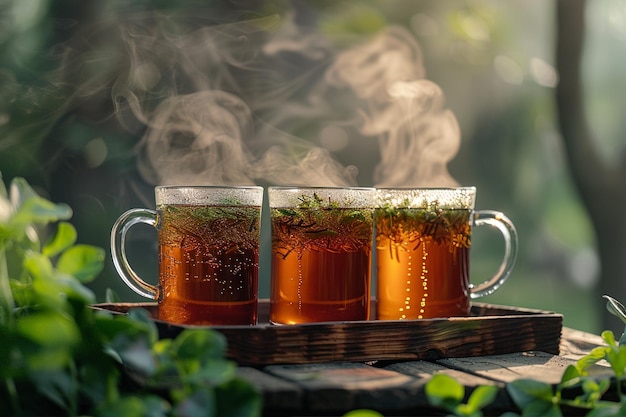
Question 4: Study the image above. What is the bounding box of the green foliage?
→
[421,296,626,417]
[0,175,261,417]
[424,373,498,417]
[604,295,626,346]
[342,410,384,417]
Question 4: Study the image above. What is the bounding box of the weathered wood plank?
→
[385,360,500,388]
[263,363,425,412]
[236,367,303,411]
[385,361,513,412]
[560,327,607,362]
[438,351,613,384]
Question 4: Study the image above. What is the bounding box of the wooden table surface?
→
[93,302,611,416]
[237,327,612,416]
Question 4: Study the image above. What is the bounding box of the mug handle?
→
[469,210,518,299]
[110,208,160,300]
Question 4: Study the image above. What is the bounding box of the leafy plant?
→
[342,410,384,417]
[604,295,626,346]
[506,327,626,417]
[424,373,498,417]
[422,295,626,417]
[0,175,261,417]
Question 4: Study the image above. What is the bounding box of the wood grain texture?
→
[263,363,424,412]
[92,300,563,366]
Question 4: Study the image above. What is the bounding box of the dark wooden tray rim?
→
[92,300,563,366]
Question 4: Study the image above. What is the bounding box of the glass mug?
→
[268,187,375,324]
[111,186,263,325]
[375,187,518,320]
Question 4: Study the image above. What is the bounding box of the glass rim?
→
[268,186,375,208]
[268,186,375,191]
[374,186,476,192]
[374,186,476,209]
[155,185,263,206]
[156,185,263,191]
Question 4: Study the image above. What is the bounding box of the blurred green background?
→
[2,0,623,335]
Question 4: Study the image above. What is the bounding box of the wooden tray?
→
[92,300,563,366]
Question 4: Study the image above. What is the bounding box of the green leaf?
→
[425,373,464,409]
[9,178,73,225]
[560,364,581,385]
[0,174,7,199]
[97,395,166,417]
[602,330,617,347]
[606,345,626,378]
[172,329,228,365]
[11,196,72,226]
[56,244,105,283]
[95,313,154,344]
[16,311,80,347]
[127,308,159,345]
[142,395,170,417]
[577,346,609,374]
[578,378,610,403]
[30,370,76,413]
[506,379,554,409]
[215,378,262,417]
[174,388,216,417]
[342,410,385,417]
[189,360,236,386]
[18,342,73,371]
[520,400,562,417]
[10,177,40,207]
[53,274,96,304]
[586,405,626,417]
[465,385,498,413]
[105,312,161,376]
[604,295,626,325]
[79,361,121,407]
[25,250,96,306]
[0,246,14,327]
[43,222,77,257]
[24,250,56,283]
[110,332,156,377]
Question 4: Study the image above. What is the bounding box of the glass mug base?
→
[270,295,370,325]
[159,297,258,326]
[376,297,470,320]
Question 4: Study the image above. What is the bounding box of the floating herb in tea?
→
[375,203,472,261]
[271,193,373,259]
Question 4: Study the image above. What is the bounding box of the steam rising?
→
[66,10,461,187]
[136,91,254,185]
[326,27,460,187]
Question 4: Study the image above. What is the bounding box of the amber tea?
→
[376,207,472,319]
[157,204,260,325]
[375,187,518,320]
[269,187,375,325]
[111,186,263,326]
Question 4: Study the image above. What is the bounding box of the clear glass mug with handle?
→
[375,187,518,320]
[111,185,263,325]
